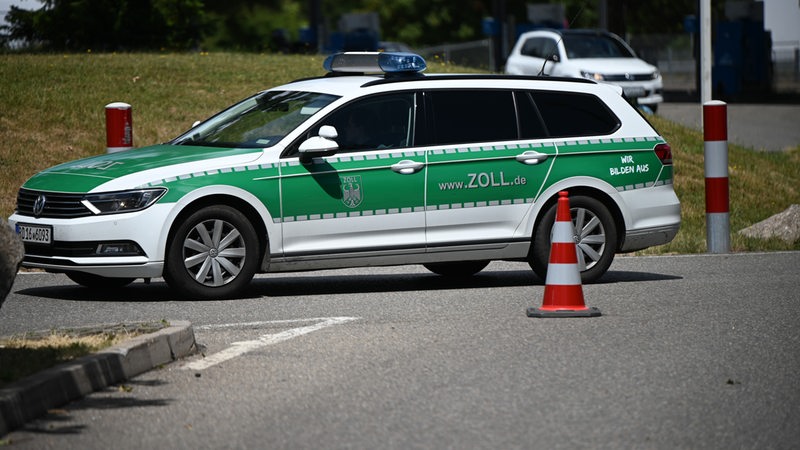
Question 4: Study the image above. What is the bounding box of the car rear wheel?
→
[164,205,259,299]
[66,272,135,289]
[529,195,617,283]
[423,261,489,277]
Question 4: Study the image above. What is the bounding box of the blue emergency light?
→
[323,52,427,74]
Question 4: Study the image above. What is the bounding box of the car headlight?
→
[580,71,605,81]
[652,70,661,80]
[81,188,167,215]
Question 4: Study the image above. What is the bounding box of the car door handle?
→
[515,151,549,165]
[391,160,425,174]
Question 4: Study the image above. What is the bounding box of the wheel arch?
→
[530,180,627,252]
[164,191,271,273]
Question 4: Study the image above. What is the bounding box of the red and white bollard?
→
[105,102,133,153]
[703,100,730,253]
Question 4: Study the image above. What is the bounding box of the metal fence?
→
[773,41,800,93]
[418,39,496,71]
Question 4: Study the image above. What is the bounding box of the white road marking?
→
[183,316,359,371]
[194,317,356,331]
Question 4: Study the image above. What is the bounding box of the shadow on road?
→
[14,269,682,302]
[13,384,173,437]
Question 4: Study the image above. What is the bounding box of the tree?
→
[3,0,715,52]
[2,0,208,51]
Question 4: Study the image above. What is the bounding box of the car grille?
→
[604,73,655,82]
[16,188,93,218]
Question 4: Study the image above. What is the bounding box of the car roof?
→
[520,28,618,38]
[275,72,597,98]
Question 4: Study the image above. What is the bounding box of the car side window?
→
[514,91,548,139]
[426,90,517,146]
[530,90,621,137]
[521,37,559,59]
[323,93,416,152]
[284,92,416,157]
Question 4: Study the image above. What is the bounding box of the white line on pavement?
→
[183,316,359,371]
[195,317,357,331]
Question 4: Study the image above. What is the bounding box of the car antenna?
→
[537,5,585,76]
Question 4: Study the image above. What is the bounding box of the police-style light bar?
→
[323,52,427,74]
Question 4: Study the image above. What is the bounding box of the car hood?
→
[23,144,263,193]
[565,58,657,75]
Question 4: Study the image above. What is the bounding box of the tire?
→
[529,195,617,283]
[423,260,489,277]
[164,205,260,299]
[66,272,135,289]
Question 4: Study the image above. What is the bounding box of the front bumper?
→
[21,257,164,278]
[8,203,172,279]
[610,79,664,106]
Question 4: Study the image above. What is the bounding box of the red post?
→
[105,102,133,153]
[703,100,730,253]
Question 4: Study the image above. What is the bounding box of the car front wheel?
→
[164,205,260,299]
[529,195,617,283]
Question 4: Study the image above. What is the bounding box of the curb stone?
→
[0,320,196,436]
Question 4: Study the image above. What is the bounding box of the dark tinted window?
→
[427,90,517,145]
[531,91,620,137]
[562,33,635,59]
[302,92,416,153]
[514,92,548,139]
[521,37,559,59]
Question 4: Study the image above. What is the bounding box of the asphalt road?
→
[658,103,800,152]
[1,252,799,449]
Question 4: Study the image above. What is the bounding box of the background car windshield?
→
[563,34,635,59]
[173,91,339,148]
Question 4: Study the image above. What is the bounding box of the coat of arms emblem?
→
[341,175,363,208]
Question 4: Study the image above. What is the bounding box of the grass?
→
[641,114,800,253]
[0,321,166,389]
[1,51,799,254]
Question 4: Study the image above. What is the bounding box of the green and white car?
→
[9,52,680,299]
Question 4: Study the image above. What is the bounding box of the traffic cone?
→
[527,191,601,318]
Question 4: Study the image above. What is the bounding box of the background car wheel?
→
[529,195,617,283]
[423,261,489,277]
[66,272,135,289]
[164,205,259,299]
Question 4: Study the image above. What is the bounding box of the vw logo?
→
[625,73,633,81]
[33,194,47,217]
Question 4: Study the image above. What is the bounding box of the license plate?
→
[623,86,646,98]
[16,223,53,245]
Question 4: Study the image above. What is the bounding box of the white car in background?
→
[506,29,663,112]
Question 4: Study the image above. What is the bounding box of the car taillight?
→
[654,143,672,165]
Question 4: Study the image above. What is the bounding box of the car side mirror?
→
[299,125,339,162]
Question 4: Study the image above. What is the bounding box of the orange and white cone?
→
[527,191,601,318]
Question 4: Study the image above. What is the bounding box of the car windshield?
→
[172,90,340,148]
[562,34,635,59]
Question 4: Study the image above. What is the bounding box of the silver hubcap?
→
[183,219,246,287]
[571,207,606,271]
[552,207,607,271]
